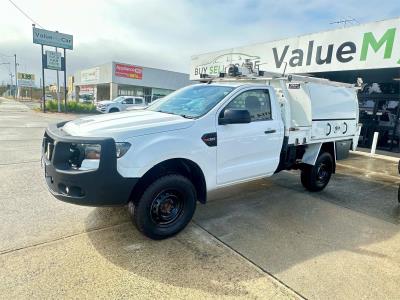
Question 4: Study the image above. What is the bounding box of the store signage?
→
[115,63,143,80]
[17,73,35,87]
[191,17,400,79]
[33,27,73,50]
[81,67,100,83]
[45,50,62,70]
[79,85,95,93]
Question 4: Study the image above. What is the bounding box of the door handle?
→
[264,130,276,134]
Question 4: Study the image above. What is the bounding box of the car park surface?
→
[1,97,400,299]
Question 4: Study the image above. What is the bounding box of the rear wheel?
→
[129,174,197,240]
[301,152,333,192]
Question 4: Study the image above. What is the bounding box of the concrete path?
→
[0,97,30,112]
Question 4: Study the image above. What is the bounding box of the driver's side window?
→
[225,89,272,121]
[123,98,133,104]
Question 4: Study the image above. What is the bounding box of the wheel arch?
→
[320,142,336,173]
[129,158,207,205]
[301,141,336,173]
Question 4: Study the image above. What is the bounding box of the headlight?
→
[69,143,101,170]
[84,144,101,159]
[115,142,131,158]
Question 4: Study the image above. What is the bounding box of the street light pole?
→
[9,73,14,96]
[14,54,17,99]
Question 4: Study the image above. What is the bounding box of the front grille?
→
[43,136,55,161]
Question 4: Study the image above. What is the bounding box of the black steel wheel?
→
[301,152,333,192]
[150,189,184,226]
[130,174,196,240]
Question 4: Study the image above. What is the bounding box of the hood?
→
[126,105,147,111]
[62,110,194,140]
[97,100,113,105]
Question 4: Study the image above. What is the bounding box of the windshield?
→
[112,96,125,102]
[147,85,235,118]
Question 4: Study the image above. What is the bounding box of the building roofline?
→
[75,61,189,76]
[112,61,188,76]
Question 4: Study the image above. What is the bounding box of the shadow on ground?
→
[85,164,400,297]
[85,208,267,297]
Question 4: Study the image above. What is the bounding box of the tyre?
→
[301,152,333,192]
[130,174,197,240]
[109,108,119,113]
[398,184,400,204]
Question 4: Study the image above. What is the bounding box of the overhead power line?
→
[8,0,44,28]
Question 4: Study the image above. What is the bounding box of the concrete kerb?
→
[351,150,400,163]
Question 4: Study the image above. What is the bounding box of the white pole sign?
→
[46,50,62,70]
[33,28,73,50]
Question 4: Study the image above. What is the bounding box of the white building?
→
[74,62,191,103]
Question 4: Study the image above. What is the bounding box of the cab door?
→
[121,97,134,110]
[216,88,283,185]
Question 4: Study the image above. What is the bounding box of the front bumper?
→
[42,121,138,206]
[96,106,107,113]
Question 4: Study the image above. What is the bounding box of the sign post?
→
[64,48,67,108]
[41,44,46,112]
[32,26,73,113]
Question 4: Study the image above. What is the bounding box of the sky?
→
[0,0,400,86]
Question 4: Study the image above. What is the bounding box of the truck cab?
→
[42,71,359,240]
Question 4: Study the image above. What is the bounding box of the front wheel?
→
[130,174,197,240]
[301,152,333,192]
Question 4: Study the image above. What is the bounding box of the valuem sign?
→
[190,17,400,80]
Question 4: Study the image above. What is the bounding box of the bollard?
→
[370,132,379,155]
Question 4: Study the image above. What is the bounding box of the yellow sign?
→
[17,73,35,87]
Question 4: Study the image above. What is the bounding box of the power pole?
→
[9,73,14,96]
[14,54,18,99]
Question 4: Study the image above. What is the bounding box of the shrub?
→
[45,100,97,114]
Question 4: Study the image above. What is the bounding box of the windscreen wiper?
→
[180,114,196,119]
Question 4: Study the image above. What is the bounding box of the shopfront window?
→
[358,94,400,152]
[118,85,144,97]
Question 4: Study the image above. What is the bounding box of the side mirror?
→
[219,109,251,125]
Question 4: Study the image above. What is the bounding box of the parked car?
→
[79,93,94,103]
[44,94,54,101]
[96,96,146,113]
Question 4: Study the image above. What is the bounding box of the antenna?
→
[282,62,288,77]
[330,17,360,28]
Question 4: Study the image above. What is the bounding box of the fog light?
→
[115,142,131,158]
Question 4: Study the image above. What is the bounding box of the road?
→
[1,97,399,299]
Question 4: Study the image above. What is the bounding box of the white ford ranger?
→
[42,68,360,239]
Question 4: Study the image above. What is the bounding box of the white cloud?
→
[0,0,399,85]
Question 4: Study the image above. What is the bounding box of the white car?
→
[42,69,359,240]
[96,96,146,113]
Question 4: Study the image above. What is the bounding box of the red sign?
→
[115,63,143,80]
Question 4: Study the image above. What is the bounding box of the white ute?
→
[42,65,360,240]
[96,96,146,113]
